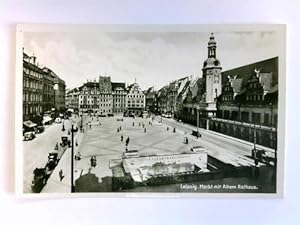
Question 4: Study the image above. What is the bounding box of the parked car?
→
[165,113,172,118]
[36,126,44,133]
[191,130,202,138]
[24,131,35,141]
[107,113,114,117]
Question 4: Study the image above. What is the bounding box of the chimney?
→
[31,56,36,65]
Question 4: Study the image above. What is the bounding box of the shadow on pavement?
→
[75,170,112,192]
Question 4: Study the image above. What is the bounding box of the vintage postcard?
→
[15,24,285,197]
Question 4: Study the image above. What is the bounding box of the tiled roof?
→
[259,72,273,92]
[231,78,243,93]
[111,82,125,90]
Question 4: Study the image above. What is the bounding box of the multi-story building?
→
[65,87,80,113]
[144,86,157,113]
[112,82,126,113]
[210,57,278,148]
[126,82,145,115]
[23,53,45,123]
[173,34,278,148]
[42,67,55,113]
[23,51,66,125]
[78,77,126,115]
[53,73,66,112]
[79,81,102,114]
[157,86,168,114]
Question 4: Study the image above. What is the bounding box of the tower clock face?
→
[206,70,213,75]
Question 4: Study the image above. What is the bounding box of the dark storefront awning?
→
[23,120,37,128]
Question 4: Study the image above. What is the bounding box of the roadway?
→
[22,114,82,193]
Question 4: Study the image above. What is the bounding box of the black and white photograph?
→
[16,25,285,196]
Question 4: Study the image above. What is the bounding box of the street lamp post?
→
[71,123,75,193]
[196,106,199,137]
[270,102,273,148]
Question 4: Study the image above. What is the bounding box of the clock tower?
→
[202,33,222,108]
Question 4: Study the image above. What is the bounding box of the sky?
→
[23,29,281,90]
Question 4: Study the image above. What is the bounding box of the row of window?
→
[80,103,112,107]
[248,82,261,89]
[23,92,43,102]
[23,78,43,90]
[218,110,277,126]
[44,84,53,93]
[127,94,144,99]
[128,100,144,104]
[80,95,112,99]
[222,95,233,101]
[127,104,144,108]
[23,105,42,115]
[23,67,43,79]
[246,94,263,101]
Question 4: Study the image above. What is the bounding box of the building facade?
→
[23,53,44,122]
[65,88,80,113]
[23,51,66,124]
[53,73,66,112]
[42,67,55,113]
[125,82,145,115]
[78,77,126,115]
[112,82,126,113]
[210,57,278,148]
[144,86,157,113]
[171,34,278,149]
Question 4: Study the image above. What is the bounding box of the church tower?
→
[202,33,222,106]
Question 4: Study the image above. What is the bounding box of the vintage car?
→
[46,152,59,171]
[31,168,47,193]
[36,125,45,133]
[60,136,71,147]
[191,130,202,138]
[24,131,35,141]
[107,113,114,117]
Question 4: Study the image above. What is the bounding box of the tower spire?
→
[208,32,217,58]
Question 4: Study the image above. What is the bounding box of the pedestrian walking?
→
[59,169,64,181]
[119,126,122,131]
[139,122,141,126]
[90,156,97,167]
[173,127,176,133]
[132,122,135,127]
[185,137,189,144]
[167,127,169,131]
[126,137,130,146]
[121,135,123,142]
[144,128,146,133]
[117,128,119,132]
